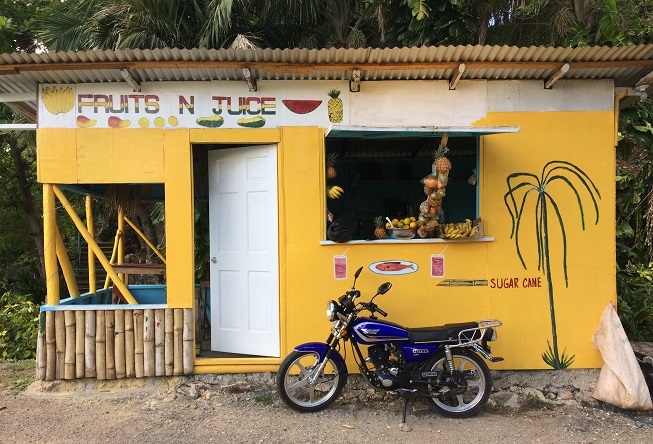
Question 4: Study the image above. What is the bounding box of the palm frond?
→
[543,192,569,286]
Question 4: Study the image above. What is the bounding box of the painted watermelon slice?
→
[282,99,322,114]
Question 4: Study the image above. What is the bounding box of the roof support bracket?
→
[449,63,465,90]
[243,68,257,92]
[120,69,141,92]
[544,63,569,89]
[350,69,361,93]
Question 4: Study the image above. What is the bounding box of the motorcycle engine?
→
[367,344,406,389]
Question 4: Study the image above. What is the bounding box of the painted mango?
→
[108,116,131,128]
[76,115,97,128]
[237,116,266,128]
[196,115,224,128]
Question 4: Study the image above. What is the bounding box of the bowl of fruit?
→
[389,228,416,239]
[386,217,417,239]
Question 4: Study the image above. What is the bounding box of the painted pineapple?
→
[326,152,338,179]
[327,89,343,123]
[373,216,388,239]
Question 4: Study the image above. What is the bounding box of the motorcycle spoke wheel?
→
[424,350,491,418]
[276,350,345,412]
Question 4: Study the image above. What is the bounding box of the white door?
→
[208,145,279,357]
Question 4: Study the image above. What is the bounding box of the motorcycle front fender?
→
[294,342,349,380]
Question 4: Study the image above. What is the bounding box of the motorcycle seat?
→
[407,322,480,343]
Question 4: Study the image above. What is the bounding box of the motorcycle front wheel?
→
[276,350,346,412]
[423,349,491,418]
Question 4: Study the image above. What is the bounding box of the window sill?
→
[319,236,495,245]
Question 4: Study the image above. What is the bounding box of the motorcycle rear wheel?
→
[423,349,491,418]
[276,350,346,412]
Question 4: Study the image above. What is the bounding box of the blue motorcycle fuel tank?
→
[351,318,409,344]
[352,318,442,362]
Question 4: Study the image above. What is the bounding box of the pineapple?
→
[433,145,452,174]
[373,216,388,239]
[327,89,343,123]
[326,152,338,179]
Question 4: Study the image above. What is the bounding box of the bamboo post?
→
[45,311,55,380]
[114,310,125,379]
[86,195,97,294]
[182,308,194,375]
[85,311,96,378]
[75,311,85,378]
[143,309,155,377]
[173,309,183,375]
[55,311,65,380]
[43,184,60,306]
[52,186,137,304]
[105,311,115,379]
[95,310,106,380]
[133,310,144,378]
[124,216,167,264]
[36,312,46,381]
[164,309,173,376]
[104,231,120,290]
[124,309,135,377]
[154,309,164,376]
[117,207,125,283]
[64,311,75,380]
[56,226,80,298]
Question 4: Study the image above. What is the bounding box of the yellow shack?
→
[1,44,651,380]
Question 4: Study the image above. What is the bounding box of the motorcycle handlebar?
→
[368,302,387,317]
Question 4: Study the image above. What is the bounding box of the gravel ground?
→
[1,372,653,444]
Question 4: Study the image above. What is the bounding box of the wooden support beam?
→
[449,63,465,90]
[544,63,569,89]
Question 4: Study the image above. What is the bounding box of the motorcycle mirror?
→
[354,267,363,279]
[377,282,392,295]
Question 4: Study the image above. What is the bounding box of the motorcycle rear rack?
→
[449,319,504,362]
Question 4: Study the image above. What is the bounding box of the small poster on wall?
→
[431,254,445,278]
[334,255,347,280]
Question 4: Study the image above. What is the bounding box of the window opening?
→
[325,135,478,241]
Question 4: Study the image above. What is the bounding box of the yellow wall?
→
[279,112,614,370]
[37,109,616,370]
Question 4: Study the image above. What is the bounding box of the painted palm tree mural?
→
[504,161,600,369]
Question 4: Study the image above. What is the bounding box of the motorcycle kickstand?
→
[399,391,411,431]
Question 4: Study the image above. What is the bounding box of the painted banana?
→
[327,185,344,199]
[43,86,74,115]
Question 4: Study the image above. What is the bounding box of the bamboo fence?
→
[37,308,195,381]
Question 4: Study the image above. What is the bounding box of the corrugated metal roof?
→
[1,44,653,121]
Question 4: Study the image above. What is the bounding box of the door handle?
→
[211,257,217,264]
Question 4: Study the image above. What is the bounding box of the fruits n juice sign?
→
[38,80,349,129]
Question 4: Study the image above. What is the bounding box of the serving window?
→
[324,133,479,241]
[322,126,518,243]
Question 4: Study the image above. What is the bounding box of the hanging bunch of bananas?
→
[327,185,344,199]
[441,219,479,239]
[43,86,75,115]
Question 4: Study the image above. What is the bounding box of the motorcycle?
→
[276,266,503,423]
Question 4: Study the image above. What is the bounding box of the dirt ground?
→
[1,362,653,444]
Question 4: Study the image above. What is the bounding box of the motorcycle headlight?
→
[326,300,338,321]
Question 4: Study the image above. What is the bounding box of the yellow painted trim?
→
[189,128,280,144]
[53,186,138,304]
[163,129,194,308]
[86,195,96,294]
[43,184,59,306]
[55,226,80,298]
[614,90,628,146]
[193,359,280,374]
